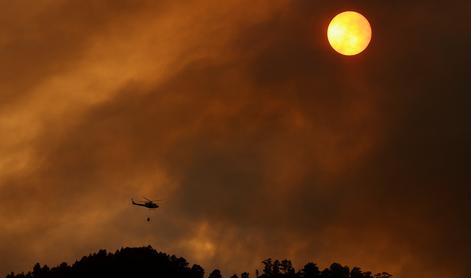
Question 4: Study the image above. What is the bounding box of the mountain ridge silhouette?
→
[6,246,391,278]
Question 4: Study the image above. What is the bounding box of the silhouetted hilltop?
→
[6,247,204,278]
[6,246,392,278]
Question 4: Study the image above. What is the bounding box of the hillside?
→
[6,246,391,278]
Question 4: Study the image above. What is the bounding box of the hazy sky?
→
[1,1,470,277]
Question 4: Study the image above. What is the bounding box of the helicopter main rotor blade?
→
[144,197,164,202]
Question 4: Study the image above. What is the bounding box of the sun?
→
[327,11,372,56]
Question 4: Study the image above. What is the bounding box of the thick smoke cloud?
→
[0,1,470,278]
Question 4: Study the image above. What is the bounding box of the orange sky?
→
[0,1,470,278]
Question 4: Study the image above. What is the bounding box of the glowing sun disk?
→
[327,11,372,56]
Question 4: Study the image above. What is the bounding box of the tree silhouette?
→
[273,260,282,276]
[190,264,205,278]
[350,267,364,278]
[374,272,392,278]
[280,259,295,277]
[209,269,223,278]
[322,263,349,278]
[262,258,273,276]
[301,263,320,278]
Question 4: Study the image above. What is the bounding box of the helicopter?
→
[131,197,160,222]
[131,197,160,209]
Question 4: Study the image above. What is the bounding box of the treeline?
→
[6,246,391,278]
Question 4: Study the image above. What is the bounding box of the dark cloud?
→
[0,0,165,106]
[1,1,470,278]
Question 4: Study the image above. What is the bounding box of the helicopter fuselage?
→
[132,199,159,209]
